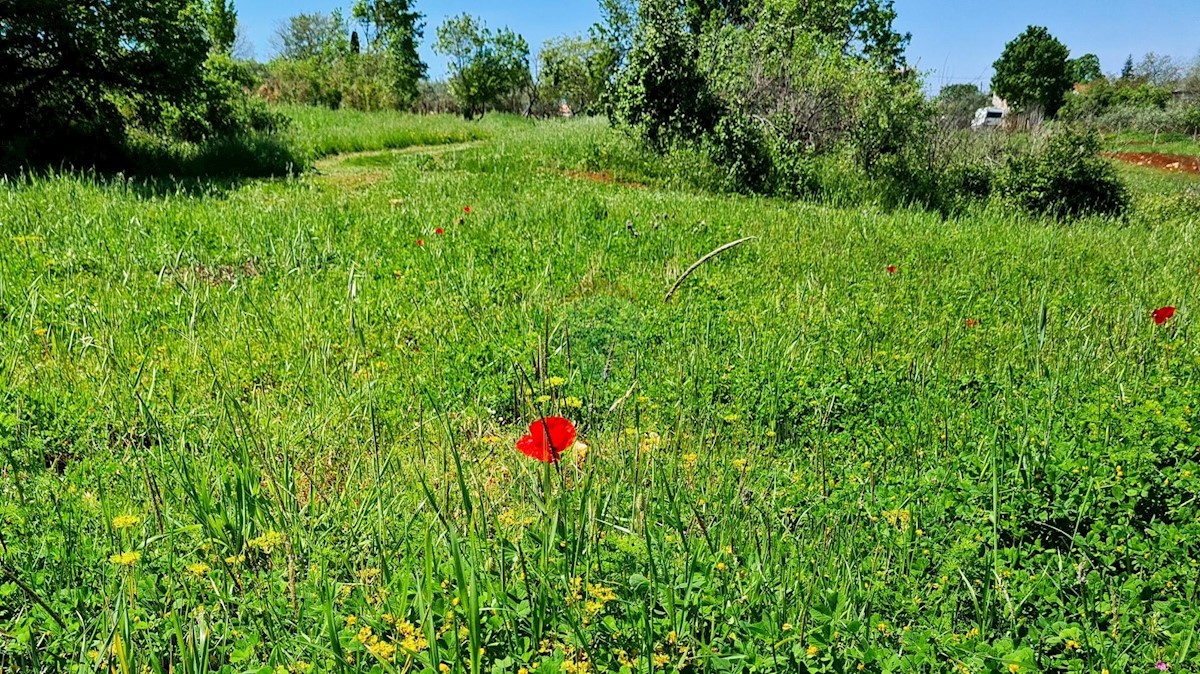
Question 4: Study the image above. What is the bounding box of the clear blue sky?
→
[235,0,1200,89]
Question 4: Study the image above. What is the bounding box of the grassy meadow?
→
[2,110,1200,674]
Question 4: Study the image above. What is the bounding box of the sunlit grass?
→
[1,109,1199,673]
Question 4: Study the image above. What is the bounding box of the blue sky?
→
[236,0,1200,90]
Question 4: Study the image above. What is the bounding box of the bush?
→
[997,127,1129,219]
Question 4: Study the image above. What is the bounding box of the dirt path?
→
[1104,151,1200,175]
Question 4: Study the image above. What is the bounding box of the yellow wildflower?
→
[439,664,451,673]
[806,645,819,658]
[109,551,141,566]
[366,638,396,663]
[1008,665,1020,673]
[186,562,210,577]
[535,395,551,404]
[564,396,583,408]
[548,377,566,387]
[653,653,670,669]
[112,515,141,530]
[248,531,284,554]
[782,623,793,632]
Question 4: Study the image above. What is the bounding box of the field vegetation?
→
[2,108,1200,673]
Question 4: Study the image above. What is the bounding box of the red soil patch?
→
[563,169,647,189]
[1104,152,1200,175]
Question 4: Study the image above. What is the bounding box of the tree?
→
[935,83,991,129]
[991,25,1073,118]
[350,31,361,55]
[1,0,211,167]
[1120,55,1135,80]
[538,35,612,115]
[352,0,427,107]
[206,0,238,54]
[1069,53,1101,83]
[1134,52,1182,87]
[274,12,349,63]
[434,14,530,119]
[609,0,719,148]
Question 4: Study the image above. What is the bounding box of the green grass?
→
[2,109,1200,674]
[281,105,524,159]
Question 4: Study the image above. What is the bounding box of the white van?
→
[971,107,1005,130]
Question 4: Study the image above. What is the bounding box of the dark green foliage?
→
[159,54,286,143]
[0,0,210,170]
[1069,53,1102,84]
[703,114,772,193]
[434,14,531,119]
[607,0,918,197]
[609,0,720,149]
[991,25,1073,118]
[998,127,1129,219]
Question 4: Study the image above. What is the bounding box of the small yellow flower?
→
[548,376,566,387]
[109,551,141,566]
[186,562,210,577]
[782,623,793,632]
[653,653,670,669]
[806,645,819,658]
[535,395,551,404]
[346,615,357,626]
[248,530,284,554]
[112,515,141,530]
[564,396,583,408]
[716,562,727,571]
[1064,639,1081,651]
[439,663,451,673]
[1008,664,1020,673]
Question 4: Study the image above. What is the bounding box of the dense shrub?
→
[997,127,1129,219]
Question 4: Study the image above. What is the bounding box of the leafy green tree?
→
[352,0,427,107]
[1,0,211,167]
[991,25,1073,118]
[610,0,719,148]
[274,12,350,63]
[434,14,531,119]
[1069,53,1102,83]
[538,35,612,115]
[935,83,991,129]
[684,0,910,70]
[206,0,238,54]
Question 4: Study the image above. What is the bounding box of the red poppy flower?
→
[965,319,979,327]
[435,227,445,235]
[515,416,576,463]
[416,238,424,246]
[464,206,471,213]
[886,265,897,274]
[1153,306,1176,325]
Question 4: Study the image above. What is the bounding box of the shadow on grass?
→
[2,131,309,198]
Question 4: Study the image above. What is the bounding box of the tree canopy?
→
[991,25,1073,118]
[434,14,530,119]
[1,0,211,166]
